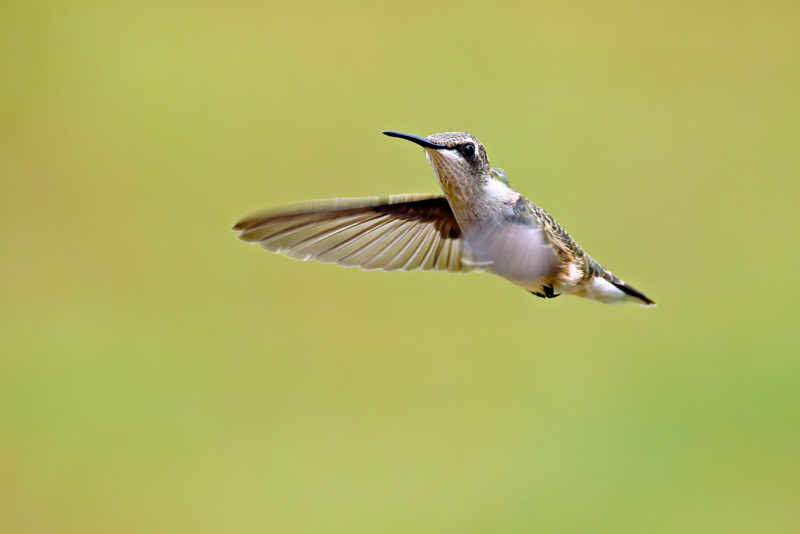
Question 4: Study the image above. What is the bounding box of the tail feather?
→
[610,280,655,306]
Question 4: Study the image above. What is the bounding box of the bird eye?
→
[461,143,475,160]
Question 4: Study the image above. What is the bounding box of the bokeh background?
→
[2,1,799,532]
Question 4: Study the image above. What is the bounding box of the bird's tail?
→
[609,279,656,306]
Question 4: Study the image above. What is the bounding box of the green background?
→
[2,1,799,532]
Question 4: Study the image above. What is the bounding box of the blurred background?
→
[2,0,799,532]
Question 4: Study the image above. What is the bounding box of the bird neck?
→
[439,174,519,230]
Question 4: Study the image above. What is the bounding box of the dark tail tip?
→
[611,281,656,306]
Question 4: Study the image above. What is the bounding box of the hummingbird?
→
[233,131,655,306]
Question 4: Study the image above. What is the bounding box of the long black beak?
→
[382,131,447,150]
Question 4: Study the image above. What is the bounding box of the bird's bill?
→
[382,131,447,150]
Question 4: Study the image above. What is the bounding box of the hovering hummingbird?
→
[233,131,655,306]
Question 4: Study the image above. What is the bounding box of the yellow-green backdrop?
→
[2,1,799,532]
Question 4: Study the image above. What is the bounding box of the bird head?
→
[383,131,492,204]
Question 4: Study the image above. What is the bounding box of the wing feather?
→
[400,225,439,272]
[233,195,482,274]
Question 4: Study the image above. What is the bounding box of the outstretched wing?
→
[233,194,481,273]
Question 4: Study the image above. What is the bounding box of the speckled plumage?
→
[421,131,654,305]
[233,131,655,306]
[525,197,651,304]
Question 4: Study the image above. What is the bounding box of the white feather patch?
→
[565,262,582,284]
[483,178,518,203]
[576,276,629,304]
